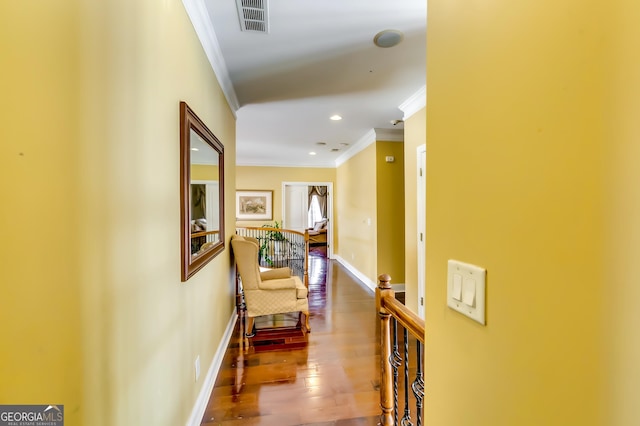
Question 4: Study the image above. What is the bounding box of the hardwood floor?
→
[201,249,382,425]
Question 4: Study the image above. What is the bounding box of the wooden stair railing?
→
[190,230,220,255]
[235,227,309,287]
[377,274,425,426]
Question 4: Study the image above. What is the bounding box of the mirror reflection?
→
[180,101,225,281]
[190,129,220,256]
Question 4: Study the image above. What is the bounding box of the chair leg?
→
[245,316,255,337]
[303,311,311,333]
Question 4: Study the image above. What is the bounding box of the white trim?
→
[236,160,337,168]
[417,144,426,320]
[392,284,406,293]
[374,128,404,142]
[182,0,240,115]
[333,255,376,293]
[335,128,406,167]
[238,128,403,169]
[335,129,376,167]
[186,311,238,426]
[282,181,334,259]
[399,86,426,120]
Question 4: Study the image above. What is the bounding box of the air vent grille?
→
[236,0,269,33]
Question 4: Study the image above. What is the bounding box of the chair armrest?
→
[259,278,297,290]
[260,267,291,280]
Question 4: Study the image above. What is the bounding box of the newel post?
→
[377,274,394,426]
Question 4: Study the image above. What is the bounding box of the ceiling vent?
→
[236,0,269,33]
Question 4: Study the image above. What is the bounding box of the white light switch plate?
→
[447,260,486,325]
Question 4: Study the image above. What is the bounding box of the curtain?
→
[191,184,206,220]
[308,186,328,219]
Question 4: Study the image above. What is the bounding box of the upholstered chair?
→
[307,219,328,245]
[230,234,310,337]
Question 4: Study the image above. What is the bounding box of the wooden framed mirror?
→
[180,101,225,281]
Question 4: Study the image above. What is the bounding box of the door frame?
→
[192,180,220,232]
[417,145,426,319]
[282,181,334,259]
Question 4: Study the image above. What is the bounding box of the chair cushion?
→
[259,278,296,290]
[294,276,308,299]
[296,286,308,299]
[313,220,327,231]
[260,267,291,280]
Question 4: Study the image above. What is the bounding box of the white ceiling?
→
[194,0,426,167]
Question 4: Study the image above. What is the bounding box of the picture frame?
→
[236,190,273,220]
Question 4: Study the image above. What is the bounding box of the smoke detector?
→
[374,30,404,48]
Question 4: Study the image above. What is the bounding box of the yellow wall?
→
[192,164,219,181]
[0,1,237,425]
[0,0,82,413]
[602,1,640,424]
[235,166,336,229]
[403,108,425,313]
[426,0,606,424]
[336,145,378,282]
[376,142,405,282]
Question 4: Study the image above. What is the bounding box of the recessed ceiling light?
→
[330,115,342,121]
[330,148,340,152]
[309,152,317,156]
[316,142,327,146]
[340,143,349,146]
[373,29,404,48]
[191,148,199,151]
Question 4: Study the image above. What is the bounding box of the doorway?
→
[282,182,333,259]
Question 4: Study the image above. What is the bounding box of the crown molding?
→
[399,85,426,120]
[374,128,404,142]
[236,161,337,168]
[182,0,240,115]
[334,129,376,167]
[334,128,404,167]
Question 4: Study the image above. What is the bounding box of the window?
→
[308,195,322,228]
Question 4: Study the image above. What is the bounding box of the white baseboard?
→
[392,283,406,292]
[333,255,377,293]
[186,310,238,426]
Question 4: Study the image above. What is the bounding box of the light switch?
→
[447,260,486,325]
[462,278,475,307]
[452,274,462,301]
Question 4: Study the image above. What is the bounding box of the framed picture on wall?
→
[236,190,273,220]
